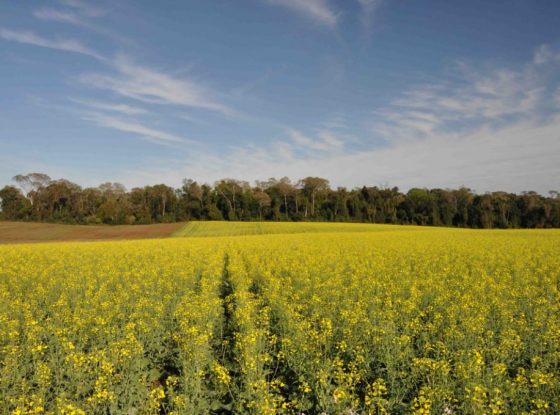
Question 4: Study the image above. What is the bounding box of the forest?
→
[1,173,559,228]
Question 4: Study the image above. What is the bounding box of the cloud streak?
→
[33,6,134,46]
[264,0,338,27]
[368,56,554,144]
[357,0,382,34]
[80,56,231,114]
[287,128,345,153]
[81,112,187,144]
[33,8,83,25]
[59,0,106,18]
[533,44,560,65]
[0,28,105,61]
[69,98,148,115]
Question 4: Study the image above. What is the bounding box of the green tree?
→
[253,191,271,220]
[300,177,330,218]
[12,173,51,206]
[0,186,30,220]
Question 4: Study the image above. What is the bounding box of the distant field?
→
[0,221,428,244]
[0,221,183,244]
[172,220,429,237]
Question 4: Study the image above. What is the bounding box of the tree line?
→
[1,173,559,228]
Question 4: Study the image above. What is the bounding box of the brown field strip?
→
[0,221,184,244]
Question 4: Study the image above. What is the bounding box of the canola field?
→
[172,221,422,237]
[0,224,559,415]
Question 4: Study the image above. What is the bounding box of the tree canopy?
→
[1,173,559,228]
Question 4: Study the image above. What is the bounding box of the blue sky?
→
[1,0,559,193]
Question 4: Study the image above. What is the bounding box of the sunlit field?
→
[173,221,430,237]
[1,224,559,414]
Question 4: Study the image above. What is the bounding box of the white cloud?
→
[357,0,381,11]
[322,115,347,130]
[533,44,560,65]
[33,6,134,46]
[370,58,550,144]
[33,8,82,25]
[81,112,187,144]
[69,98,148,115]
[118,44,560,194]
[264,0,338,27]
[0,28,104,61]
[80,56,231,114]
[119,114,560,193]
[403,72,536,118]
[59,0,105,18]
[357,0,382,33]
[287,129,345,152]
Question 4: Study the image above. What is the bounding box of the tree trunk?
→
[311,191,315,216]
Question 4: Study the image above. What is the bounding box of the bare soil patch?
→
[0,221,184,244]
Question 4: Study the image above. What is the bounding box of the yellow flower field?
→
[172,221,426,237]
[0,224,559,414]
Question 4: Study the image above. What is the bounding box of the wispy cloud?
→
[123,113,560,193]
[59,0,105,18]
[322,115,348,130]
[122,43,560,193]
[533,44,560,65]
[81,112,187,144]
[357,0,382,34]
[79,55,231,114]
[33,8,83,25]
[177,113,207,125]
[0,28,105,61]
[69,98,148,115]
[369,56,552,143]
[33,6,134,46]
[264,0,338,27]
[287,128,345,153]
[231,65,288,97]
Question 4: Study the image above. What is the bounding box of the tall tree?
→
[215,179,248,220]
[300,177,330,218]
[253,191,271,220]
[0,186,30,220]
[96,182,130,223]
[179,179,204,220]
[149,184,177,221]
[275,177,295,219]
[12,173,51,205]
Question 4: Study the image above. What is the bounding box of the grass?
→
[0,221,184,244]
[172,221,431,237]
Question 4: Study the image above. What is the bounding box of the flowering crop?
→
[172,221,423,237]
[0,225,559,414]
